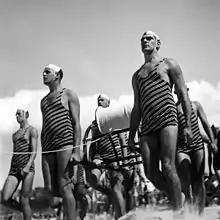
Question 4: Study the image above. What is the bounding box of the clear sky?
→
[1,0,220,188]
[1,0,220,98]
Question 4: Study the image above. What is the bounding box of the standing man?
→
[128,30,192,215]
[2,109,38,220]
[84,94,135,219]
[175,90,217,215]
[211,125,220,186]
[41,64,81,220]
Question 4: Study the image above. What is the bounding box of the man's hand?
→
[128,138,140,153]
[21,165,30,176]
[93,159,102,165]
[70,152,81,165]
[184,126,193,144]
[210,142,218,154]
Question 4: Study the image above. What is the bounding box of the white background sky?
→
[0,0,220,188]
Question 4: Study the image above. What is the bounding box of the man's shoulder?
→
[64,88,78,97]
[192,100,202,110]
[40,93,49,104]
[132,67,142,81]
[28,126,38,136]
[63,88,80,103]
[164,58,179,68]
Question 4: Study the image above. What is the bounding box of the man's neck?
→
[144,50,159,63]
[48,83,63,93]
[19,121,29,129]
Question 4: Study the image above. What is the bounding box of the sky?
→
[0,0,220,188]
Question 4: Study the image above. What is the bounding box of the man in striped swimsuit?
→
[2,109,38,220]
[211,125,220,189]
[128,30,192,216]
[84,94,135,219]
[41,64,81,220]
[175,90,217,215]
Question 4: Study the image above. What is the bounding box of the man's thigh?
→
[176,152,191,179]
[159,125,178,162]
[21,172,34,197]
[56,145,73,188]
[123,168,135,191]
[191,148,205,177]
[2,175,20,201]
[139,134,160,177]
[42,154,59,194]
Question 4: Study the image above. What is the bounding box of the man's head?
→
[43,64,63,86]
[141,30,161,54]
[15,109,29,124]
[97,94,110,108]
[211,125,220,139]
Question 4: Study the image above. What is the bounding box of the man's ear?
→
[25,111,29,119]
[156,39,161,50]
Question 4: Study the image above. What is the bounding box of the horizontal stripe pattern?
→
[10,127,35,175]
[136,59,178,136]
[41,88,74,151]
[176,103,204,153]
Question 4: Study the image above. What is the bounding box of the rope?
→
[0,137,102,155]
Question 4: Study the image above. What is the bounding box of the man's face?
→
[15,109,26,124]
[98,97,109,108]
[43,68,57,85]
[141,33,157,54]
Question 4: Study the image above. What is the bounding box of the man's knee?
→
[2,194,10,203]
[20,194,29,205]
[162,158,175,174]
[58,177,73,197]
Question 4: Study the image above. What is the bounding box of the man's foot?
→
[181,193,185,206]
[173,207,185,219]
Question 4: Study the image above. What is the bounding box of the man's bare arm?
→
[67,89,81,155]
[129,73,141,141]
[167,58,191,128]
[40,99,45,145]
[26,127,38,168]
[83,125,92,143]
[194,101,215,144]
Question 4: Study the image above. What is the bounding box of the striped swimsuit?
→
[92,120,134,167]
[9,127,35,176]
[213,130,220,169]
[176,103,204,153]
[136,58,178,136]
[41,88,74,152]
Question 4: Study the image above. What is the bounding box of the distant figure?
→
[175,89,217,215]
[2,109,38,220]
[211,125,220,185]
[41,64,81,220]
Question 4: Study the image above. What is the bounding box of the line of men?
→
[1,30,219,220]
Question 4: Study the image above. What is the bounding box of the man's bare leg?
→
[2,175,20,211]
[86,169,112,196]
[110,172,126,220]
[191,148,205,215]
[20,173,34,220]
[40,154,59,209]
[57,146,77,220]
[124,169,135,212]
[139,135,170,195]
[176,153,192,203]
[159,126,182,211]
